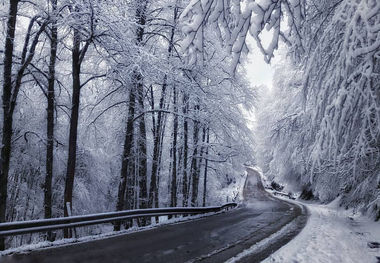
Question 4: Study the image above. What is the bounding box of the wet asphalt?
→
[1,168,308,263]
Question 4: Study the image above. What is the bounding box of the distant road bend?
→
[3,167,308,263]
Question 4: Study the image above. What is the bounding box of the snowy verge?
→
[0,211,229,257]
[225,210,305,263]
[263,197,380,263]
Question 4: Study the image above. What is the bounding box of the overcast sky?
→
[244,37,274,90]
[242,34,277,128]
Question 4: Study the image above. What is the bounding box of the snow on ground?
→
[264,198,380,263]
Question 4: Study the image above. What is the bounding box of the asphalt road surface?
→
[2,167,308,263]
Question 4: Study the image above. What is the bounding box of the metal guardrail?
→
[0,203,237,237]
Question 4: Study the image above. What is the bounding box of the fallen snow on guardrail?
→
[264,198,380,263]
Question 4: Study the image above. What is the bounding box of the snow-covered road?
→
[0,167,307,263]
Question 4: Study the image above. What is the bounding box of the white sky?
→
[245,49,274,89]
[244,34,275,90]
[242,33,277,129]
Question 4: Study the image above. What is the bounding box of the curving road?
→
[2,167,308,263]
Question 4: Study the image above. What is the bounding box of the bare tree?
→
[64,3,94,238]
[44,0,58,241]
[1,0,47,249]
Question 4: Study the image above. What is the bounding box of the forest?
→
[0,0,379,251]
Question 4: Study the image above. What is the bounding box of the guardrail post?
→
[66,202,77,238]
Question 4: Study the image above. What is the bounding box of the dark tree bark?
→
[125,151,136,228]
[130,145,137,211]
[169,3,180,209]
[202,128,209,207]
[1,1,47,249]
[149,84,166,208]
[150,85,156,135]
[192,125,206,207]
[114,86,136,231]
[63,3,93,237]
[44,0,58,242]
[167,139,173,200]
[115,0,148,229]
[134,0,148,213]
[170,87,179,207]
[155,104,168,220]
[0,0,19,251]
[63,26,81,238]
[190,107,200,207]
[137,76,148,223]
[182,94,189,207]
[150,2,179,211]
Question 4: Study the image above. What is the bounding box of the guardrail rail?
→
[0,203,237,238]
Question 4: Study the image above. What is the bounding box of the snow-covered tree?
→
[0,0,256,249]
[254,0,379,219]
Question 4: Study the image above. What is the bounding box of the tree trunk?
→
[63,26,81,238]
[0,0,19,250]
[130,146,137,211]
[115,86,136,231]
[190,109,200,207]
[135,0,148,213]
[124,152,136,229]
[170,87,178,208]
[1,0,47,247]
[149,84,166,208]
[137,76,148,224]
[150,2,178,211]
[202,128,209,207]
[155,105,168,222]
[192,125,206,207]
[167,140,173,201]
[182,94,189,207]
[45,0,57,242]
[116,0,148,229]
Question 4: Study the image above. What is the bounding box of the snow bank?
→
[264,198,380,263]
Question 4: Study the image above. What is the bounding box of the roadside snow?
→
[264,198,380,263]
[225,216,301,263]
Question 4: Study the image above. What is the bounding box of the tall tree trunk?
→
[149,84,166,208]
[63,26,81,238]
[150,85,156,135]
[130,145,137,211]
[135,0,148,213]
[137,76,148,225]
[115,0,148,229]
[0,0,19,250]
[114,86,136,231]
[45,0,58,242]
[150,2,179,211]
[202,128,209,207]
[167,140,173,200]
[190,108,200,207]
[155,104,168,220]
[170,87,178,207]
[192,126,206,207]
[124,151,136,229]
[182,94,189,207]
[1,1,47,248]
